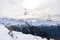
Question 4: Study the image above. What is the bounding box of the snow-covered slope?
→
[0,24,12,40]
[0,24,49,40]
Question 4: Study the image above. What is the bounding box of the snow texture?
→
[0,24,49,40]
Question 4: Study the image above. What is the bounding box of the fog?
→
[0,0,60,21]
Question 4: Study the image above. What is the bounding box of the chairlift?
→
[24,8,28,15]
[47,15,52,21]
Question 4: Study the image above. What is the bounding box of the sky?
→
[0,0,60,21]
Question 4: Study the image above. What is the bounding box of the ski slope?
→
[0,24,12,40]
[0,24,48,40]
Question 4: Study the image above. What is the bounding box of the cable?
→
[8,0,38,18]
[8,0,25,9]
[8,0,34,12]
[20,0,34,9]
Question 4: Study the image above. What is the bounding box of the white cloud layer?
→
[0,0,60,20]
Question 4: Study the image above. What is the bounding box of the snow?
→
[0,18,60,27]
[0,24,48,40]
[25,19,60,26]
[0,24,12,40]
[13,31,47,40]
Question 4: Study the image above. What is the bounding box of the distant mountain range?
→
[0,18,60,27]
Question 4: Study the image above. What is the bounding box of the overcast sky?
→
[0,0,60,20]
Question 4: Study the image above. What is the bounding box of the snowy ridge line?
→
[0,18,60,27]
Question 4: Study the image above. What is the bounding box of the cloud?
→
[0,0,60,21]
